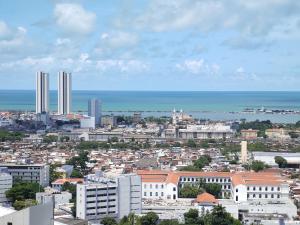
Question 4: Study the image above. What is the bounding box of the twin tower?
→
[36,71,72,115]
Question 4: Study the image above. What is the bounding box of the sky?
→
[0,0,300,91]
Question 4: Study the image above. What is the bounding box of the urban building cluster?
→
[0,73,300,225]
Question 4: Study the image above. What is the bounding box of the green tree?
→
[70,169,83,178]
[187,139,197,148]
[251,160,266,172]
[5,183,44,202]
[203,183,222,198]
[274,156,287,168]
[203,205,242,225]
[49,164,63,183]
[179,184,203,198]
[43,135,58,143]
[184,208,202,225]
[140,212,159,225]
[13,199,37,210]
[101,217,118,225]
[159,220,180,225]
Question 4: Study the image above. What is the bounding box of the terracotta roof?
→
[52,178,84,185]
[196,192,218,204]
[138,170,286,187]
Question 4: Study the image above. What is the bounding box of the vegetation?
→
[0,130,24,142]
[43,135,58,143]
[13,199,38,210]
[179,182,222,199]
[61,182,77,217]
[100,206,240,225]
[180,155,212,171]
[274,156,287,168]
[49,164,63,183]
[250,160,267,172]
[238,120,273,137]
[66,150,89,174]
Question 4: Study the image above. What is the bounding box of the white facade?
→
[80,116,96,129]
[0,164,49,187]
[88,99,101,126]
[58,71,72,115]
[0,202,53,225]
[36,71,49,114]
[240,141,248,164]
[0,173,12,204]
[77,173,141,222]
[36,191,72,209]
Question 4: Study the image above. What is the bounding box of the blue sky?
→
[0,0,300,91]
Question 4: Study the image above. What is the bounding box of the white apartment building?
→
[0,164,50,187]
[178,124,234,139]
[138,170,289,203]
[77,173,141,222]
[0,173,12,204]
[58,71,72,115]
[36,71,49,114]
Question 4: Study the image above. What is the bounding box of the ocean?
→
[0,90,300,123]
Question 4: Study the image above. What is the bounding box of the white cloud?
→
[54,3,96,36]
[100,31,138,49]
[115,0,300,48]
[176,59,220,75]
[96,59,147,72]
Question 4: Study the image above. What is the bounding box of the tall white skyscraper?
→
[88,98,101,125]
[36,71,49,114]
[58,71,72,115]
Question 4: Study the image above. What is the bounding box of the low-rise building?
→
[240,129,259,140]
[0,164,49,187]
[76,173,142,222]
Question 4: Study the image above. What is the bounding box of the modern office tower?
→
[35,71,49,114]
[58,71,72,115]
[88,98,101,125]
[77,173,141,222]
[0,164,50,187]
[240,140,248,164]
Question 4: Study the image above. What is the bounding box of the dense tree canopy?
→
[274,156,287,168]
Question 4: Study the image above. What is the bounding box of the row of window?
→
[247,186,280,192]
[247,193,280,199]
[87,199,116,204]
[87,205,116,210]
[144,191,164,197]
[180,177,230,183]
[86,193,116,198]
[144,184,164,189]
[86,211,116,216]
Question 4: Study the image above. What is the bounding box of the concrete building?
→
[265,128,290,140]
[138,170,289,203]
[193,193,218,215]
[80,116,96,129]
[0,173,12,204]
[36,71,49,114]
[240,141,248,164]
[58,71,72,115]
[133,112,142,124]
[36,189,72,209]
[240,129,259,140]
[101,115,117,127]
[0,202,53,225]
[0,164,50,187]
[76,173,141,222]
[88,98,101,126]
[178,124,234,139]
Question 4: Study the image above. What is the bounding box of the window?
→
[173,187,176,191]
[259,187,262,191]
[236,196,238,201]
[277,187,280,191]
[156,192,158,196]
[161,184,164,188]
[277,194,280,198]
[247,194,249,198]
[150,184,152,188]
[7,223,12,225]
[144,184,147,188]
[161,192,164,196]
[265,187,268,191]
[155,184,158,189]
[253,194,256,198]
[253,187,256,191]
[236,188,238,193]
[192,178,194,182]
[247,187,249,191]
[265,194,268,198]
[208,178,210,182]
[271,194,274,198]
[271,187,274,191]
[259,194,262,198]
[220,178,223,182]
[150,192,152,196]
[144,192,147,197]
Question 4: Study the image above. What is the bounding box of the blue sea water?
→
[0,90,300,123]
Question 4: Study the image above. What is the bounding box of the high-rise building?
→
[58,71,72,115]
[35,71,49,114]
[88,98,101,125]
